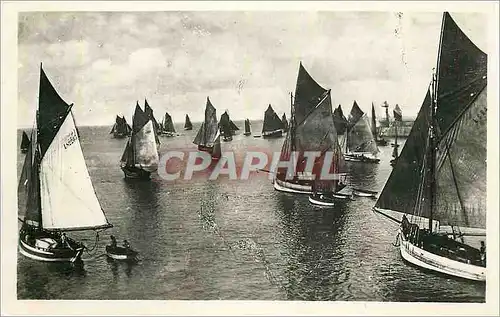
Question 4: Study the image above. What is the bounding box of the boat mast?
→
[290,92,295,152]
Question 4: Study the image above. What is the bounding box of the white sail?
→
[40,112,109,230]
[133,120,159,172]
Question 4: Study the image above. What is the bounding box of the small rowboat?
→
[309,194,335,206]
[331,192,353,200]
[106,246,139,261]
[352,188,378,198]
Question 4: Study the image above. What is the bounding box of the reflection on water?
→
[16,126,485,301]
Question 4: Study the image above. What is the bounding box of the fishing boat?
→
[160,111,176,137]
[193,97,222,159]
[105,246,138,261]
[110,115,132,139]
[18,65,113,263]
[184,114,193,131]
[20,131,30,153]
[120,103,160,180]
[373,12,487,282]
[372,103,388,146]
[219,111,233,142]
[243,119,252,136]
[352,188,378,198]
[390,105,402,166]
[309,193,336,206]
[282,113,289,131]
[262,104,284,138]
[342,101,380,163]
[274,62,347,196]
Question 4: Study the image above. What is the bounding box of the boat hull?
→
[273,179,312,194]
[309,195,335,206]
[262,130,283,139]
[344,153,380,163]
[399,231,486,282]
[105,246,138,261]
[121,166,151,180]
[19,237,84,263]
[198,145,221,159]
[352,188,377,198]
[243,132,251,136]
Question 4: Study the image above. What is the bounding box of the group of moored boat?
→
[17,13,486,283]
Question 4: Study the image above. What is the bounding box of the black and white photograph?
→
[1,1,498,315]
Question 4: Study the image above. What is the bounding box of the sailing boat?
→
[373,12,487,281]
[262,104,284,138]
[110,115,132,139]
[184,114,193,130]
[20,131,31,153]
[193,97,221,159]
[372,103,388,146]
[343,101,380,163]
[219,111,233,142]
[161,111,176,137]
[274,62,347,197]
[282,113,289,131]
[229,117,239,134]
[243,119,252,136]
[390,104,402,166]
[18,65,113,263]
[120,103,160,179]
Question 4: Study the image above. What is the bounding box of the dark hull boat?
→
[20,131,30,153]
[120,103,159,180]
[373,13,487,282]
[219,111,235,142]
[371,103,388,146]
[18,65,112,263]
[274,63,347,199]
[110,115,132,139]
[194,97,222,159]
[161,111,177,137]
[262,104,285,139]
[243,119,251,136]
[105,245,138,261]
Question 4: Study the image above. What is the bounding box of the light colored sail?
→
[347,115,379,154]
[133,120,159,172]
[40,112,109,230]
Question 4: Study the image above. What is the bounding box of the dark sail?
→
[219,111,233,137]
[371,103,377,139]
[374,12,487,230]
[333,105,348,136]
[21,131,31,151]
[282,113,289,130]
[110,115,132,137]
[38,66,71,157]
[144,99,160,144]
[184,114,193,130]
[162,112,176,133]
[19,129,41,227]
[229,119,239,132]
[244,119,251,134]
[262,104,284,134]
[346,102,378,154]
[293,62,328,125]
[347,101,364,130]
[193,97,219,147]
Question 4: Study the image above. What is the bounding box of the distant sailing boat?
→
[372,103,388,146]
[343,101,380,163]
[228,117,239,134]
[274,62,347,196]
[219,111,234,142]
[373,12,487,281]
[390,104,402,166]
[20,131,30,153]
[262,104,284,138]
[193,97,221,159]
[120,103,160,179]
[184,114,193,130]
[281,113,289,131]
[243,119,251,136]
[18,66,113,263]
[110,115,132,139]
[161,111,176,137]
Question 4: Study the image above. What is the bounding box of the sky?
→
[17,11,487,127]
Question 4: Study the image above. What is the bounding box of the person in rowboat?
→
[123,240,130,250]
[110,235,117,248]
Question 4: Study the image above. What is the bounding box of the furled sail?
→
[162,112,176,133]
[193,97,219,147]
[346,102,379,154]
[262,104,284,134]
[184,114,193,130]
[26,66,111,231]
[374,12,487,230]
